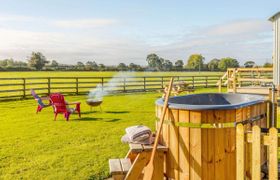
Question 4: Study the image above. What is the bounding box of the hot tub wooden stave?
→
[155,101,267,180]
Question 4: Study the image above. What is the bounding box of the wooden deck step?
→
[109,158,132,180]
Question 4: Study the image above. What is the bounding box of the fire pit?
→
[86,99,102,111]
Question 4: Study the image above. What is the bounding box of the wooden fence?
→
[0,75,221,100]
[218,68,274,94]
[236,124,278,179]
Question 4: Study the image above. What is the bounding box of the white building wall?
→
[272,14,280,85]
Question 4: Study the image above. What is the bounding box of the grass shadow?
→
[104,111,130,114]
[74,117,121,122]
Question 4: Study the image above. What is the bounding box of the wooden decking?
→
[227,86,271,95]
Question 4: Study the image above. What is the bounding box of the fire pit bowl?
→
[86,99,102,111]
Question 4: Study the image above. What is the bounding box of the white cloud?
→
[152,19,273,65]
[53,19,118,28]
[0,14,36,22]
[0,16,274,65]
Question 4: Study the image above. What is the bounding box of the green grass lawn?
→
[0,88,222,179]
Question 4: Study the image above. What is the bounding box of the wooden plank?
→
[152,152,164,180]
[125,152,150,180]
[142,144,168,152]
[252,126,261,180]
[129,143,143,153]
[214,110,226,180]
[269,128,278,180]
[236,124,244,180]
[225,109,236,180]
[206,111,215,179]
[178,110,190,180]
[201,111,208,180]
[165,108,174,178]
[109,159,122,175]
[120,159,132,173]
[189,111,202,180]
[168,109,179,179]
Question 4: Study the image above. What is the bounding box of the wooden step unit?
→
[109,158,132,180]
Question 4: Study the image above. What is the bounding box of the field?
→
[0,87,222,179]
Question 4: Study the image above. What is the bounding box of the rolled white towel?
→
[125,125,151,141]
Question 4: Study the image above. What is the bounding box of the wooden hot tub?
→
[155,93,268,180]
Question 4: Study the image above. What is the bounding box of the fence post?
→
[233,69,237,93]
[101,77,104,91]
[269,128,278,179]
[144,77,146,91]
[76,78,79,95]
[236,124,244,180]
[123,78,126,92]
[251,126,261,180]
[192,76,194,88]
[48,77,51,95]
[22,78,26,98]
[205,76,208,88]
[218,78,222,93]
[161,77,164,89]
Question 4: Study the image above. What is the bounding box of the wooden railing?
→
[0,75,221,100]
[236,124,278,180]
[218,68,274,94]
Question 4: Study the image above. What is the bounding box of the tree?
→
[76,61,85,70]
[117,63,127,71]
[244,61,256,68]
[28,52,49,70]
[218,57,239,71]
[99,64,106,71]
[128,63,142,71]
[162,60,173,71]
[146,53,163,71]
[85,61,98,70]
[207,58,220,71]
[51,60,59,67]
[186,54,205,70]
[174,60,184,70]
[263,62,273,67]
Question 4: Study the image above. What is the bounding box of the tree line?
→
[0,52,273,71]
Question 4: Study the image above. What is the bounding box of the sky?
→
[0,0,279,65]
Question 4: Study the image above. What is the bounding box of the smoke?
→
[88,72,135,101]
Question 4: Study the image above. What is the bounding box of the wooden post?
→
[205,76,208,88]
[269,128,278,179]
[76,78,79,95]
[161,77,164,89]
[123,78,126,92]
[236,124,244,180]
[22,78,26,98]
[47,77,51,95]
[144,77,146,91]
[101,77,104,91]
[218,78,222,93]
[252,126,261,180]
[233,69,237,93]
[192,76,194,88]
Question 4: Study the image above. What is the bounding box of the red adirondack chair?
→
[31,89,51,113]
[49,93,81,121]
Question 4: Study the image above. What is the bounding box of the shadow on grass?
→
[104,111,129,114]
[80,111,130,115]
[74,117,121,122]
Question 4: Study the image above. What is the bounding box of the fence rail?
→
[0,75,221,100]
